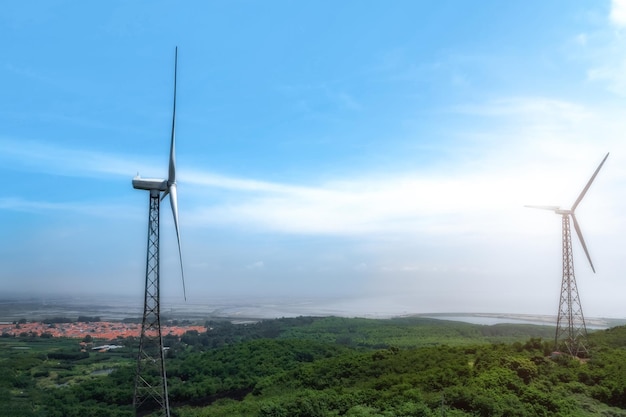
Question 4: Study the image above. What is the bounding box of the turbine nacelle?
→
[524,205,570,215]
[132,176,168,192]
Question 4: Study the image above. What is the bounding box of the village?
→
[0,320,206,340]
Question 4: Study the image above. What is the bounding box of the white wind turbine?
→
[132,47,186,417]
[526,152,608,357]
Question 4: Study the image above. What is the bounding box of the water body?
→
[425,315,552,326]
[0,295,624,329]
[90,369,114,376]
[423,314,617,329]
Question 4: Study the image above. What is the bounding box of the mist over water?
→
[1,293,624,329]
[0,293,417,321]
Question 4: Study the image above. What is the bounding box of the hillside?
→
[2,316,626,416]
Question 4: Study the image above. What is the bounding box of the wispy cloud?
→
[0,137,153,178]
[183,170,310,194]
[0,197,76,212]
[2,135,518,236]
[585,0,626,95]
[454,97,593,122]
[0,196,137,219]
[184,170,550,237]
[4,92,625,241]
[245,261,265,270]
[179,95,626,238]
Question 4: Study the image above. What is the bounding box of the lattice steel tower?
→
[134,192,170,416]
[132,47,186,417]
[526,152,608,357]
[555,213,588,356]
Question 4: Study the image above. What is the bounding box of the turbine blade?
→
[524,205,560,211]
[168,46,178,184]
[571,213,595,273]
[169,183,187,300]
[571,152,609,212]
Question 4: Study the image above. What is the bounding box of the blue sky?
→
[2,1,626,317]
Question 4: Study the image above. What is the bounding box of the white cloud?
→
[610,0,626,27]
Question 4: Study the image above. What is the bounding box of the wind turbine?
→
[526,152,608,357]
[132,47,185,417]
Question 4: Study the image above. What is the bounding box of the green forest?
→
[2,315,626,416]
